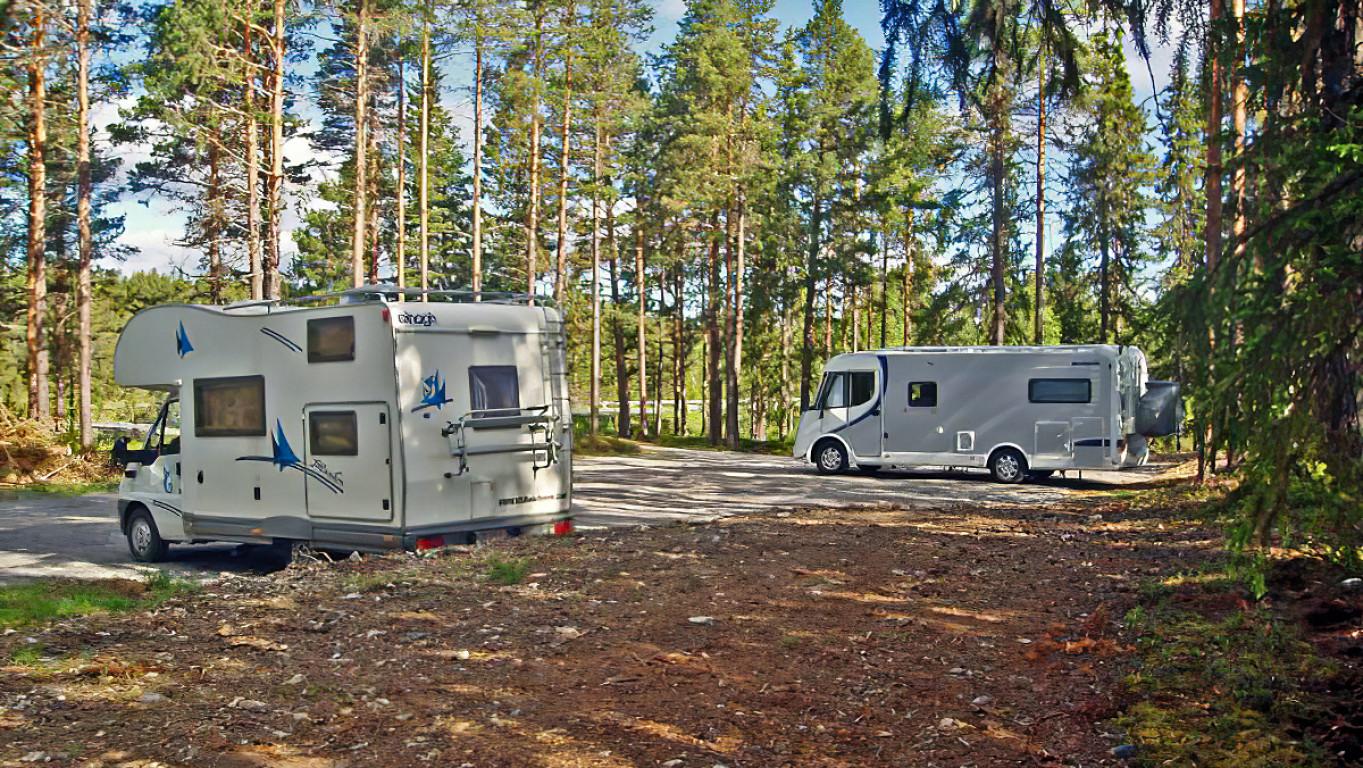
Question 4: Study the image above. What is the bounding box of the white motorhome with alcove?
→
[112,286,572,562]
[793,345,1181,483]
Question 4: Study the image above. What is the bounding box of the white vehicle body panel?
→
[113,291,572,552]
[794,345,1161,475]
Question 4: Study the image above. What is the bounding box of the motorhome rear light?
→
[552,520,574,536]
[415,535,445,551]
[381,308,391,324]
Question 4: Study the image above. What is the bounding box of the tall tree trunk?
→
[1034,56,1047,345]
[700,332,708,437]
[778,297,791,438]
[798,187,822,410]
[1203,0,1224,485]
[419,6,430,296]
[76,0,94,447]
[635,211,648,438]
[471,22,484,299]
[723,202,738,447]
[609,247,629,439]
[367,130,380,284]
[606,168,629,438]
[729,193,745,447]
[674,264,685,436]
[879,225,888,347]
[245,19,263,299]
[707,217,722,446]
[1100,225,1111,343]
[902,218,913,344]
[851,284,861,352]
[266,0,286,299]
[589,125,602,436]
[526,10,544,297]
[208,143,223,303]
[553,51,573,306]
[989,67,1007,346]
[52,285,68,424]
[1230,0,1248,265]
[1205,0,1225,273]
[823,288,833,355]
[26,7,49,421]
[351,0,369,288]
[396,56,407,291]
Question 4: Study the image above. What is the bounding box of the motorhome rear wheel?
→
[988,448,1027,484]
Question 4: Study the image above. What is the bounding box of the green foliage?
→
[484,555,533,586]
[1121,579,1338,767]
[0,573,196,629]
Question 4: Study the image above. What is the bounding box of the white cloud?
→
[107,227,199,275]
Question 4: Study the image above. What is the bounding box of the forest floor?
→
[2,481,1361,768]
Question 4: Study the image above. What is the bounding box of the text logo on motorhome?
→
[397,312,437,327]
[236,419,344,493]
[413,371,453,412]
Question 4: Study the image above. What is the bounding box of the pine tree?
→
[792,0,875,409]
[1059,30,1155,343]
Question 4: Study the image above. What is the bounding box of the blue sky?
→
[105,0,1170,278]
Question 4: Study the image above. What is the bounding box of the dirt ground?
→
[0,489,1225,768]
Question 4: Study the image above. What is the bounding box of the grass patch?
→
[1118,566,1338,766]
[0,478,121,498]
[8,642,47,665]
[573,434,642,456]
[0,573,197,629]
[652,433,796,455]
[485,556,533,586]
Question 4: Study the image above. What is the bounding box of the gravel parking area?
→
[0,447,1163,582]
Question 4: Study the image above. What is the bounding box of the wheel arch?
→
[986,442,1031,468]
[807,434,858,467]
[120,500,150,535]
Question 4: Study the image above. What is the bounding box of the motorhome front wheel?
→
[126,509,169,563]
[815,441,848,475]
[988,448,1027,484]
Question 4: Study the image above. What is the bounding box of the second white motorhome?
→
[112,286,573,562]
[793,345,1180,483]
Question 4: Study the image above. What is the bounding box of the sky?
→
[103,0,1173,279]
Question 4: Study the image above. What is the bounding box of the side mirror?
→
[110,437,129,467]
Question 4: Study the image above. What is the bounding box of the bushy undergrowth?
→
[1119,567,1339,767]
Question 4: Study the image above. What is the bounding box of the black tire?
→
[126,508,169,563]
[813,440,849,475]
[1027,469,1055,481]
[988,448,1028,484]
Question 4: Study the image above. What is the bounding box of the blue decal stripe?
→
[235,456,344,494]
[260,327,302,353]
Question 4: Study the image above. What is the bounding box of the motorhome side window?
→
[307,316,355,363]
[310,411,359,456]
[816,373,846,409]
[469,366,520,415]
[1028,378,1091,404]
[193,375,266,437]
[909,381,937,407]
[848,372,875,406]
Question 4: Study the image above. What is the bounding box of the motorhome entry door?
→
[302,403,394,522]
[839,370,883,459]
